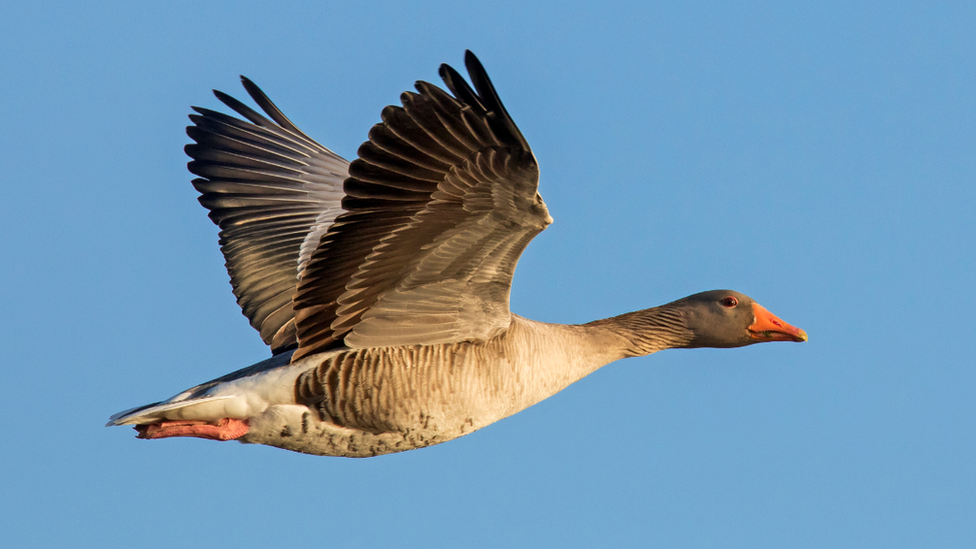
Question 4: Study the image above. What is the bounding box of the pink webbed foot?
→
[135,418,249,441]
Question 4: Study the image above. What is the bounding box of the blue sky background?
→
[2,1,974,547]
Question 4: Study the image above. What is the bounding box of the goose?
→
[108,51,807,457]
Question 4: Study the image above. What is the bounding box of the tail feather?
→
[107,352,299,427]
[106,395,237,426]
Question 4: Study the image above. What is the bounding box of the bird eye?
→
[721,296,738,308]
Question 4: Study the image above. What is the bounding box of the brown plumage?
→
[108,52,806,457]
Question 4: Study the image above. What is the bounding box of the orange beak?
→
[748,303,808,342]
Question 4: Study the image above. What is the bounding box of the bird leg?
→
[135,418,249,441]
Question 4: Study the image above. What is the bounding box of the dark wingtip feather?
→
[438,63,483,114]
[238,76,320,143]
[211,88,272,127]
[448,51,530,152]
[464,52,529,150]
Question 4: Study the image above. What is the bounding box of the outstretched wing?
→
[292,51,551,361]
[185,78,349,354]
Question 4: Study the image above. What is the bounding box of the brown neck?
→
[586,304,694,357]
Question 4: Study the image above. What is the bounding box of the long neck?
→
[584,303,694,357]
[498,306,694,413]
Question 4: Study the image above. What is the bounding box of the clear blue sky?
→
[2,2,974,547]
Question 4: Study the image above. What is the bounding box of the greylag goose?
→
[108,51,806,457]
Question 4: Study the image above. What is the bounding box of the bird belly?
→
[240,402,489,457]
